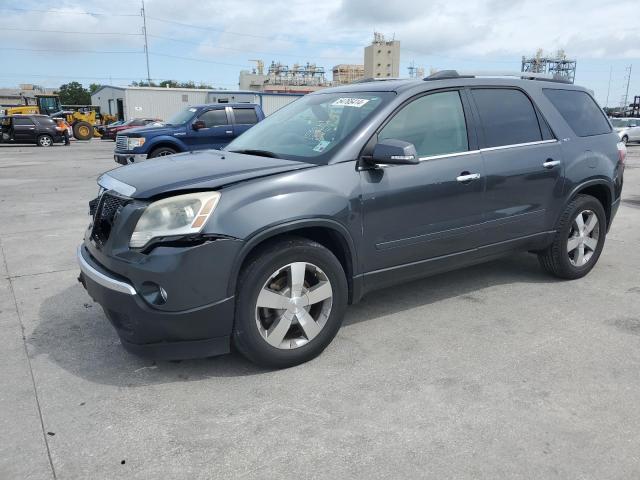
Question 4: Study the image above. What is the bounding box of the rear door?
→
[183,107,233,150]
[230,107,259,136]
[469,87,564,244]
[13,117,37,143]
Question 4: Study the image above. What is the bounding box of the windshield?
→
[226,91,393,163]
[166,107,198,125]
[610,118,629,128]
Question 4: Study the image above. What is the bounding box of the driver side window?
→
[379,91,468,158]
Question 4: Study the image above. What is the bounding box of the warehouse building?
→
[91,86,302,121]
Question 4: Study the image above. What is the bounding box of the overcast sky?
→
[0,0,638,106]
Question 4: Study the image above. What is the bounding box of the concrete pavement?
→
[1,140,639,479]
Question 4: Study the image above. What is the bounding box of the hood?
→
[123,124,170,136]
[100,150,314,198]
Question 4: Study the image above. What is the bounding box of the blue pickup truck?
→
[113,103,265,165]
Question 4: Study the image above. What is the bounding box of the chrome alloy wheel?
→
[567,209,600,267]
[39,136,52,146]
[255,262,333,349]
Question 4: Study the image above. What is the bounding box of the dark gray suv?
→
[78,72,626,368]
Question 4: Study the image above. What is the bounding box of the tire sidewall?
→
[234,240,348,368]
[557,196,607,276]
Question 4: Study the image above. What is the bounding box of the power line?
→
[0,27,142,36]
[0,47,143,54]
[147,16,365,48]
[0,7,139,16]
[148,34,360,61]
[149,52,251,68]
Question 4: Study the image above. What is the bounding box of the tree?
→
[88,83,102,95]
[58,82,91,105]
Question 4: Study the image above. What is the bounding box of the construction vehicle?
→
[1,94,116,140]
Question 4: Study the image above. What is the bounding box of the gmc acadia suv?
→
[78,72,625,368]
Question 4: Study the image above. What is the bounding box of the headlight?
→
[129,192,221,248]
[127,137,145,149]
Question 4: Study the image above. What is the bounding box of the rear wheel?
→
[538,194,607,279]
[72,121,93,141]
[149,146,177,158]
[37,134,53,147]
[233,237,348,368]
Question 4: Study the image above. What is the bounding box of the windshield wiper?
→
[229,149,280,158]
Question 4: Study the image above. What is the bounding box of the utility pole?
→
[623,64,632,115]
[141,0,151,85]
[605,66,612,108]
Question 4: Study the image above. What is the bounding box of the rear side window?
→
[232,108,258,125]
[13,118,34,126]
[36,117,56,125]
[543,89,611,137]
[198,109,228,127]
[471,88,542,148]
[379,91,468,157]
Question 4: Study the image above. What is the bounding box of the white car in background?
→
[610,117,640,144]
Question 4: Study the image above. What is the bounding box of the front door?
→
[183,107,233,150]
[12,117,37,143]
[360,90,487,283]
[468,87,564,244]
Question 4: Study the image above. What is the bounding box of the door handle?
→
[456,172,481,183]
[225,130,233,134]
[543,159,560,169]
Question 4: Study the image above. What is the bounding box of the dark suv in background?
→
[0,114,65,146]
[79,72,625,368]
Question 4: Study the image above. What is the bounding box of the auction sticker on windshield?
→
[332,98,370,108]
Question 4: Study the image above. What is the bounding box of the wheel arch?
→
[146,137,184,155]
[565,179,613,227]
[227,219,360,304]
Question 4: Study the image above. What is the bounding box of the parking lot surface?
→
[1,140,640,479]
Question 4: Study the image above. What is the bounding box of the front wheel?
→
[72,121,93,141]
[538,194,607,279]
[233,237,348,368]
[148,146,177,158]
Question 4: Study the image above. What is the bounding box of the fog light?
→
[140,281,168,306]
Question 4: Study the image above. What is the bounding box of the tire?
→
[37,134,53,147]
[233,237,348,368]
[149,146,177,158]
[622,135,629,145]
[72,121,93,141]
[538,194,607,279]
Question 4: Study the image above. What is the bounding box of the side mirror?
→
[192,120,206,130]
[371,139,419,165]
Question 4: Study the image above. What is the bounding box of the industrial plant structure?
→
[239,61,332,93]
[521,49,577,83]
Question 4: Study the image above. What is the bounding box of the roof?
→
[311,75,586,96]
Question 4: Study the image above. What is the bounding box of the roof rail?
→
[424,70,572,84]
[350,77,405,83]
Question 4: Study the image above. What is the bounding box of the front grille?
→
[115,135,128,151]
[91,192,130,246]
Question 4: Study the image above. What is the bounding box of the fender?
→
[143,135,187,154]
[226,217,360,301]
